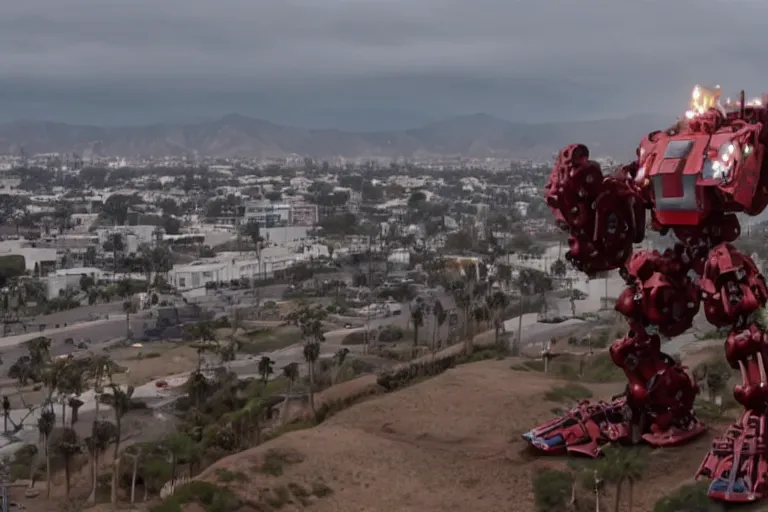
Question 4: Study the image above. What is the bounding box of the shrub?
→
[311,480,333,497]
[341,330,367,345]
[580,353,625,383]
[378,325,406,342]
[544,384,593,403]
[653,481,726,512]
[532,468,572,512]
[214,468,247,483]
[259,448,305,477]
[376,355,458,391]
[150,481,242,512]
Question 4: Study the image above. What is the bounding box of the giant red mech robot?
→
[522,85,768,503]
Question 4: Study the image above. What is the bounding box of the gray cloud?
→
[0,0,765,128]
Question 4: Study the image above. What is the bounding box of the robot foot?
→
[642,414,707,447]
[521,398,632,458]
[697,410,768,503]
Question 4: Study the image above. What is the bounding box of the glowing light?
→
[693,87,701,100]
[689,84,723,117]
[710,140,738,181]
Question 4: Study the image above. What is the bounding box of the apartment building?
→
[287,200,318,226]
[243,200,291,227]
[243,199,318,227]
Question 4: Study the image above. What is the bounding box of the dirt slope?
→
[197,359,728,512]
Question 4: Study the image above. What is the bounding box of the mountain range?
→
[0,113,672,160]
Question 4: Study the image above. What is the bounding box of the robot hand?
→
[545,144,646,274]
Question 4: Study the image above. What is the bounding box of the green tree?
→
[704,359,732,403]
[281,362,299,424]
[258,356,274,386]
[551,258,567,277]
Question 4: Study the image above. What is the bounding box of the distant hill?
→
[0,112,672,160]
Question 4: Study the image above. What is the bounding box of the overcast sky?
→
[0,0,765,129]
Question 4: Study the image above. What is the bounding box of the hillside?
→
[0,113,670,159]
[187,357,723,512]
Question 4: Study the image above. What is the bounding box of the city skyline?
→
[1,0,765,129]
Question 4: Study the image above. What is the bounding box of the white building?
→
[243,200,291,227]
[0,240,57,275]
[167,248,298,291]
[45,267,106,299]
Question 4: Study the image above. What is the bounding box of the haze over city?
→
[2,0,765,129]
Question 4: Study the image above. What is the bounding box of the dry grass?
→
[108,344,201,386]
[190,357,726,512]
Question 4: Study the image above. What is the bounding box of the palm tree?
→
[86,420,116,504]
[281,362,299,424]
[410,299,425,358]
[241,220,264,287]
[620,448,647,512]
[109,383,134,505]
[37,409,55,498]
[86,355,115,505]
[431,299,445,351]
[289,305,326,417]
[123,299,137,340]
[53,427,81,498]
[487,290,509,348]
[258,356,274,386]
[107,233,124,279]
[582,445,647,512]
[2,396,9,433]
[450,280,473,354]
[165,432,196,483]
[303,342,321,417]
[333,348,350,383]
[57,360,86,426]
[125,444,142,505]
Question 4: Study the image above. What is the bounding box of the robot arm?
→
[545,144,647,274]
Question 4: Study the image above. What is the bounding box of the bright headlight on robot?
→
[711,143,736,180]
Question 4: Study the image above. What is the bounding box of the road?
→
[0,311,152,366]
